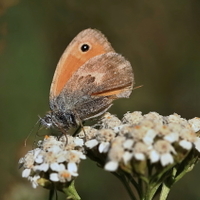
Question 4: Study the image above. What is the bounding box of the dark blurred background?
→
[0,0,200,199]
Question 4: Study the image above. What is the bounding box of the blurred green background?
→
[0,0,200,199]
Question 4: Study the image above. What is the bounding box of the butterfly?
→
[41,28,134,134]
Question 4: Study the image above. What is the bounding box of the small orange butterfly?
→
[41,28,134,134]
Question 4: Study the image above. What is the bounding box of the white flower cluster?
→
[20,112,200,188]
[83,112,200,171]
[19,135,86,188]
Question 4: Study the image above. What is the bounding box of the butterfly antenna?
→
[24,118,41,147]
[36,118,46,136]
[31,120,44,149]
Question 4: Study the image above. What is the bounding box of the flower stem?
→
[125,172,142,198]
[144,183,161,200]
[160,183,170,200]
[112,172,137,200]
[62,181,81,200]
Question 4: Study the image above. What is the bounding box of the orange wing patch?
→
[50,29,115,98]
[92,84,132,98]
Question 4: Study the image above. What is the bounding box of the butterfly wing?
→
[50,52,134,120]
[49,28,134,121]
[50,29,115,98]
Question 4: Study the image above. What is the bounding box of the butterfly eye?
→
[80,43,90,52]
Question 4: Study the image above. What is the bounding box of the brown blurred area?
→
[0,0,200,199]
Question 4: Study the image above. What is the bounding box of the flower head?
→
[20,135,85,188]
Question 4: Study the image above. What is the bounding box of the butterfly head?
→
[40,110,78,134]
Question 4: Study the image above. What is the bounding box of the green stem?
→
[112,172,138,200]
[62,181,81,200]
[144,183,161,200]
[125,172,142,198]
[138,177,143,199]
[174,156,198,183]
[49,189,55,200]
[160,183,170,200]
